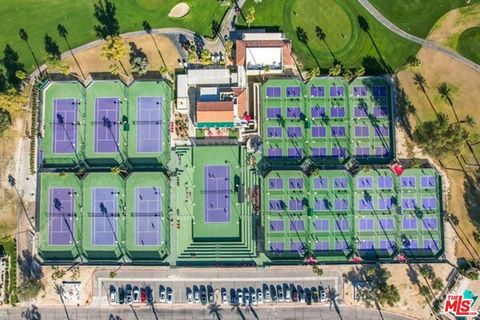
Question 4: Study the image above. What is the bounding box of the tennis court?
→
[91,187,118,246]
[204,165,231,223]
[53,99,78,154]
[136,97,163,153]
[94,97,120,153]
[48,188,75,245]
[135,187,161,246]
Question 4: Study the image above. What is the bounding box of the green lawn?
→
[457,27,480,64]
[369,0,480,38]
[237,0,420,72]
[0,0,228,72]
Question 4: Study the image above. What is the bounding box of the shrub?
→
[0,108,11,135]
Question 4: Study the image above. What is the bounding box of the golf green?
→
[457,27,480,64]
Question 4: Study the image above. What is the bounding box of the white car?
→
[257,291,263,304]
[159,286,166,303]
[187,289,193,304]
[264,289,271,303]
[238,290,243,305]
[285,288,291,302]
[221,289,228,304]
[277,286,284,302]
[319,287,326,302]
[110,287,116,305]
[244,291,250,306]
[132,287,139,303]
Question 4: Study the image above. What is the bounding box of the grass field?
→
[370,0,480,38]
[0,0,228,72]
[457,27,480,64]
[237,0,420,71]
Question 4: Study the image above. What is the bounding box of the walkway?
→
[359,0,480,72]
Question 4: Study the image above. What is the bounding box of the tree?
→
[437,82,453,105]
[355,66,365,78]
[414,112,469,158]
[431,277,443,291]
[413,72,427,93]
[17,279,44,300]
[0,108,12,135]
[357,265,400,308]
[224,40,233,59]
[15,70,26,81]
[46,56,70,75]
[109,270,117,278]
[188,50,198,63]
[245,6,256,28]
[308,67,320,79]
[460,115,476,127]
[109,64,120,75]
[110,166,126,175]
[329,63,342,76]
[419,285,433,302]
[200,49,212,65]
[342,69,354,83]
[130,55,149,75]
[101,36,127,75]
[406,55,421,69]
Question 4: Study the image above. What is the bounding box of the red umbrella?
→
[351,256,363,263]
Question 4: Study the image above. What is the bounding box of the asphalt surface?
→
[1,305,416,320]
[359,0,480,72]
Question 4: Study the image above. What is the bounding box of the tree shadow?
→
[18,250,43,281]
[357,15,392,74]
[406,264,420,286]
[2,44,25,89]
[128,42,147,64]
[194,33,205,55]
[211,20,221,38]
[19,29,42,76]
[93,0,120,39]
[57,24,86,80]
[54,283,71,320]
[44,33,61,60]
[464,169,480,233]
[395,84,419,139]
[296,27,320,68]
[142,20,167,69]
[412,72,438,118]
[362,55,386,75]
[315,26,336,62]
[21,305,41,320]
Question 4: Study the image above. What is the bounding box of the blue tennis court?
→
[95,98,119,153]
[49,188,75,245]
[204,165,230,223]
[53,99,78,154]
[92,187,118,245]
[136,97,163,153]
[135,187,161,246]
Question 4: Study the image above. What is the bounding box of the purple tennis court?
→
[92,188,118,246]
[135,187,161,246]
[352,86,368,97]
[204,165,231,223]
[136,97,163,153]
[329,86,344,97]
[95,98,120,153]
[53,99,78,154]
[266,87,281,98]
[49,188,75,245]
[310,86,325,97]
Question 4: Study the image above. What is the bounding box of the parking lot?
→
[101,278,339,306]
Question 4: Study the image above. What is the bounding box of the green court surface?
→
[39,79,171,168]
[263,168,443,262]
[38,173,82,261]
[457,27,480,64]
[38,171,170,263]
[40,81,85,167]
[262,76,394,165]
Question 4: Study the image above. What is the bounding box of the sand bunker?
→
[168,2,190,18]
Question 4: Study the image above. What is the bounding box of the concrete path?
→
[359,0,480,72]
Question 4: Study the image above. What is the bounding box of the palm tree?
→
[18,28,41,75]
[208,303,222,320]
[308,67,320,80]
[57,24,86,80]
[455,115,476,127]
[110,166,127,175]
[413,72,437,117]
[329,63,342,77]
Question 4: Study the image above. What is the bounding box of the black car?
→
[146,286,154,304]
[270,285,277,302]
[305,288,312,305]
[230,288,236,304]
[200,286,207,305]
[118,287,125,304]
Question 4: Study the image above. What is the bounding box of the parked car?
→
[221,288,228,304]
[237,289,243,305]
[126,284,132,304]
[264,287,271,303]
[208,289,214,304]
[251,288,257,305]
[305,288,312,305]
[244,290,250,306]
[140,288,146,303]
[285,286,291,302]
[109,286,116,305]
[230,288,236,304]
[319,286,326,302]
[299,288,305,303]
[194,286,200,304]
[311,287,319,303]
[270,285,277,302]
[200,286,207,304]
[292,288,298,302]
[186,288,193,304]
[257,289,263,304]
[277,285,284,302]
[146,286,154,304]
[167,288,173,304]
[132,286,139,303]
[159,286,166,303]
[118,287,125,304]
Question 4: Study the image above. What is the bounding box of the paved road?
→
[0,305,416,320]
[359,0,480,72]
